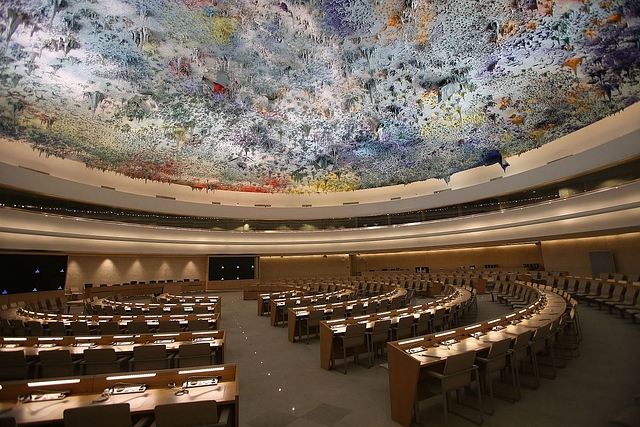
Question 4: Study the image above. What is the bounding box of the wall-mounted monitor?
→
[208,256,257,281]
[0,254,68,294]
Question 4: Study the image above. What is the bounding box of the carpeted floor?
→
[217,291,640,427]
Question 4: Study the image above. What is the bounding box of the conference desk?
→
[386,287,568,427]
[318,288,471,371]
[0,363,239,426]
[0,330,226,364]
[84,283,169,299]
[286,288,409,343]
[7,308,219,332]
[268,289,356,327]
[257,291,301,316]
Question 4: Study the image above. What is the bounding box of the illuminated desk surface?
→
[0,364,239,426]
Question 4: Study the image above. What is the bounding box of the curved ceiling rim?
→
[2,180,639,254]
[1,103,639,219]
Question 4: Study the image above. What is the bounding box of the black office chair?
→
[174,343,213,368]
[63,402,151,427]
[129,344,173,371]
[152,400,230,427]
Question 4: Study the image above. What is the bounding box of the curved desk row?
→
[318,286,469,371]
[5,307,219,332]
[387,284,569,427]
[268,288,357,326]
[0,363,238,426]
[286,287,410,343]
[0,330,226,363]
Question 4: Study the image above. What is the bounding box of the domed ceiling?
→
[0,0,639,194]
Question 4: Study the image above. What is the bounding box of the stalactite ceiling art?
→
[0,0,639,193]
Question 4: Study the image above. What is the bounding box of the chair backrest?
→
[83,348,118,374]
[330,306,346,319]
[38,349,75,378]
[306,310,324,326]
[99,321,121,335]
[415,312,431,336]
[177,343,211,368]
[70,321,91,335]
[0,350,30,381]
[395,316,414,340]
[441,351,477,392]
[370,319,391,344]
[47,322,69,336]
[154,400,219,427]
[188,320,211,331]
[127,321,150,334]
[27,321,46,336]
[158,321,182,333]
[9,319,27,336]
[342,323,366,348]
[132,344,168,371]
[64,402,132,427]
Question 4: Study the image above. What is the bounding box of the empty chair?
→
[329,305,346,319]
[299,310,324,344]
[99,321,122,335]
[376,299,390,312]
[332,323,368,374]
[594,284,625,310]
[47,321,69,336]
[152,400,230,427]
[0,350,33,381]
[37,349,79,378]
[414,350,483,426]
[70,321,94,336]
[27,321,46,336]
[413,312,431,337]
[9,319,27,336]
[187,319,213,331]
[367,318,391,360]
[364,302,377,314]
[506,330,534,400]
[0,417,17,427]
[174,342,213,368]
[148,306,165,315]
[0,318,12,336]
[393,315,415,341]
[430,308,446,333]
[157,321,182,333]
[63,402,142,427]
[475,338,515,413]
[126,321,151,334]
[129,344,173,371]
[350,302,364,316]
[81,348,128,374]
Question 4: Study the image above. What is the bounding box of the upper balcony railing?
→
[1,157,639,232]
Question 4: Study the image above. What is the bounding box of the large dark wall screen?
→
[0,255,68,294]
[208,257,256,281]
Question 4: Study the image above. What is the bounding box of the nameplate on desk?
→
[34,343,57,348]
[2,343,21,348]
[111,384,148,394]
[405,346,426,354]
[470,331,486,339]
[20,392,69,402]
[192,337,216,343]
[111,341,136,346]
[154,339,175,344]
[491,325,505,331]
[183,376,220,388]
[74,342,98,347]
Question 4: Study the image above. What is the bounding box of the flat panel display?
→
[208,256,256,281]
[0,254,68,294]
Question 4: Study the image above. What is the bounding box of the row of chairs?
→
[88,304,213,316]
[325,295,477,374]
[0,319,215,337]
[413,290,582,424]
[0,342,217,380]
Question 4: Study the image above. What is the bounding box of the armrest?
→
[215,406,231,427]
[133,415,154,427]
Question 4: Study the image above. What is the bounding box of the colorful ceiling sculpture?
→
[0,0,639,193]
